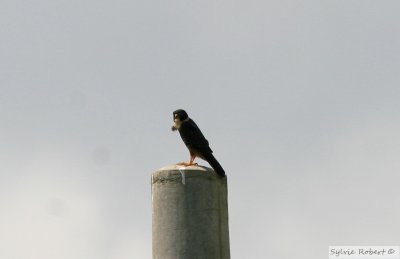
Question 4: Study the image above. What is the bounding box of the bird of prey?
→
[171,109,225,177]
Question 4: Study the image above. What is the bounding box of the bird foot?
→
[176,162,198,166]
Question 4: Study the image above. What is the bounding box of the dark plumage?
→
[172,109,225,177]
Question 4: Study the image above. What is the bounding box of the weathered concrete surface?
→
[152,164,230,259]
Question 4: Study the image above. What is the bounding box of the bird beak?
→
[172,118,179,131]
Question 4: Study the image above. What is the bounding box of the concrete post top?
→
[152,164,222,184]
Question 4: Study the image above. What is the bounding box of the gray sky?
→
[1,0,400,258]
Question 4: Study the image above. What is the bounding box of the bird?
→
[171,109,225,177]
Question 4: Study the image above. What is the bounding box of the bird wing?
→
[179,119,213,153]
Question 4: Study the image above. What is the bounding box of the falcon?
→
[171,109,225,177]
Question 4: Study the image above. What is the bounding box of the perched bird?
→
[171,109,225,177]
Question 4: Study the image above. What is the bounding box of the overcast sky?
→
[1,0,400,258]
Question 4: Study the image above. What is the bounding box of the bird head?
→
[171,109,189,131]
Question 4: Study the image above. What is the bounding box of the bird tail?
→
[205,153,225,177]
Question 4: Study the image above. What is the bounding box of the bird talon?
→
[176,161,198,166]
[176,162,191,166]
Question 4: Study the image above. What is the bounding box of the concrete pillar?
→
[152,165,230,259]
